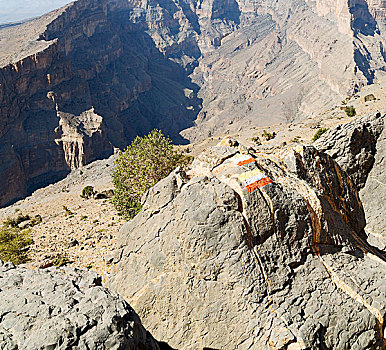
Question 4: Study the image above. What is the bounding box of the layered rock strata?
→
[0,261,160,349]
[0,0,200,206]
[107,135,386,349]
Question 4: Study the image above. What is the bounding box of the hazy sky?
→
[0,0,73,24]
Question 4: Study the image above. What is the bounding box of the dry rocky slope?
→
[0,156,123,274]
[1,0,386,206]
[0,112,385,349]
[107,113,386,349]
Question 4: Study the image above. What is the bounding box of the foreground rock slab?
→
[108,133,386,349]
[0,261,160,350]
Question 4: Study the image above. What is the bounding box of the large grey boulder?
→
[314,112,384,190]
[107,139,385,349]
[315,112,385,250]
[0,261,160,350]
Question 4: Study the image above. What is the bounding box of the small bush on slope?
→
[345,105,356,117]
[0,226,33,264]
[81,186,95,199]
[3,213,30,228]
[313,128,329,141]
[112,129,192,219]
[261,130,276,141]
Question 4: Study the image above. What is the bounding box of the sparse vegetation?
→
[290,136,302,143]
[3,213,30,228]
[29,215,42,227]
[112,129,192,219]
[63,205,74,216]
[251,136,261,145]
[261,130,276,141]
[0,226,33,264]
[51,254,70,267]
[81,186,95,199]
[312,128,329,141]
[344,105,356,117]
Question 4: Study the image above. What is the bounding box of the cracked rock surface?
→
[315,112,385,251]
[0,261,160,350]
[107,134,385,349]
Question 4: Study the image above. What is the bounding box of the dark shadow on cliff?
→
[350,0,379,36]
[0,0,249,206]
[158,342,176,350]
[212,0,241,24]
[47,2,203,148]
[354,47,375,85]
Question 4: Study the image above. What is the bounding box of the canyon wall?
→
[0,0,200,206]
[0,0,385,205]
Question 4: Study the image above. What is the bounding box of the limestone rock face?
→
[0,0,200,206]
[107,138,385,349]
[0,261,160,350]
[1,0,386,205]
[315,112,385,251]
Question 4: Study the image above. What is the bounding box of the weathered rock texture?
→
[1,0,386,206]
[107,136,386,349]
[315,111,386,251]
[0,260,160,350]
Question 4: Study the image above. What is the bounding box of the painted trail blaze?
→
[238,169,273,193]
[232,154,256,166]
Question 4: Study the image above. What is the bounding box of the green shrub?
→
[63,205,74,216]
[0,226,33,264]
[29,215,42,227]
[290,136,301,143]
[81,186,95,199]
[51,254,70,267]
[312,128,329,141]
[344,106,356,117]
[112,129,191,219]
[251,136,261,145]
[261,130,276,141]
[3,213,30,228]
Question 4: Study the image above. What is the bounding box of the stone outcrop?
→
[0,261,160,350]
[315,111,385,251]
[1,0,386,206]
[107,136,385,349]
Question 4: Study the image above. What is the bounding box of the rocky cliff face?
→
[0,0,200,206]
[315,112,386,251]
[107,118,385,349]
[1,0,386,206]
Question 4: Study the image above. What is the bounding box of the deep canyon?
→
[0,0,385,205]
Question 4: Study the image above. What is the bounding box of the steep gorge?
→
[0,0,385,206]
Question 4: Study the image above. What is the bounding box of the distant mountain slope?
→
[0,0,72,24]
[0,0,385,206]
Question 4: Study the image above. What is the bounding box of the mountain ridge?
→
[0,0,385,206]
